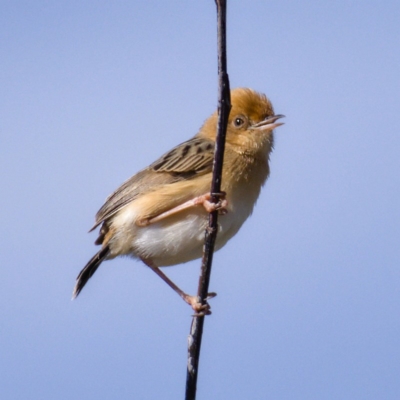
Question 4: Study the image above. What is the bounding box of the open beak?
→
[252,114,285,131]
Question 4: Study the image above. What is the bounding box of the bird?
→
[73,88,284,314]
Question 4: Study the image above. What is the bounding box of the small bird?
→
[73,88,284,314]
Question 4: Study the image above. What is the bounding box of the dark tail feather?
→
[72,246,110,299]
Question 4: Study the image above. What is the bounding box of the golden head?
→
[199,88,284,155]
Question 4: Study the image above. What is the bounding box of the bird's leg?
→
[141,257,216,315]
[136,192,228,227]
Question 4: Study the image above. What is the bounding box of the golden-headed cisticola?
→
[73,88,284,314]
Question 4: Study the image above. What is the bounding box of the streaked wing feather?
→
[91,137,215,230]
[150,137,214,173]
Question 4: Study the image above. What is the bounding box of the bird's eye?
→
[233,116,245,128]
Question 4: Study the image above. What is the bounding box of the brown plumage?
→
[73,88,284,314]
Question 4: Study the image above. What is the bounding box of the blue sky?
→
[1,1,399,399]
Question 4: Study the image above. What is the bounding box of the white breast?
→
[108,187,258,267]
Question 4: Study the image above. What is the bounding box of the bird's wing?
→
[150,137,215,174]
[90,137,215,231]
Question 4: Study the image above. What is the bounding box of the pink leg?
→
[136,192,228,227]
[141,258,216,315]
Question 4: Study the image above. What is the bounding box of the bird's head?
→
[200,87,284,156]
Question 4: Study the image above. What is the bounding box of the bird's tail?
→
[72,246,110,299]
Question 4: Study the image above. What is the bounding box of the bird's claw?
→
[205,292,217,300]
[203,192,228,215]
[183,293,217,317]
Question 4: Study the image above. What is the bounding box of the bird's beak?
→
[252,114,285,131]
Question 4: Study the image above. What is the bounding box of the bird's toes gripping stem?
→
[203,191,228,215]
[183,292,217,317]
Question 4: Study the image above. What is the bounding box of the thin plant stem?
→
[184,1,231,399]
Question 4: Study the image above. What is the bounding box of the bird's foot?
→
[183,292,217,316]
[201,192,228,215]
